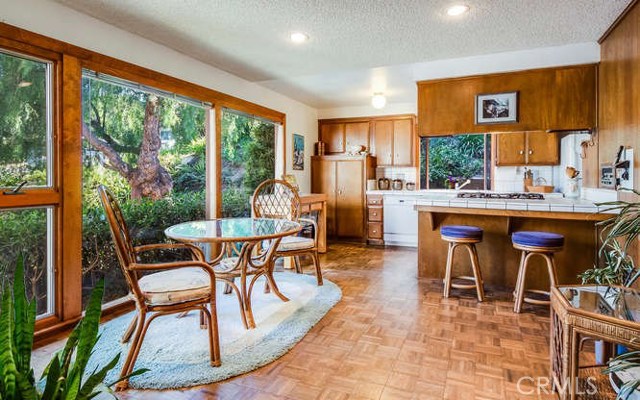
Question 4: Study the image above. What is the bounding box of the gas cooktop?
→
[457,192,545,200]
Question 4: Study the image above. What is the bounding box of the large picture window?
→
[0,49,55,317]
[221,109,276,217]
[81,71,209,306]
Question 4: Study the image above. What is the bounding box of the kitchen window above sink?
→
[420,133,492,190]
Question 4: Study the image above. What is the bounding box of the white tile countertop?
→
[366,190,619,214]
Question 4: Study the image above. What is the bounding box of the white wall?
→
[0,0,318,192]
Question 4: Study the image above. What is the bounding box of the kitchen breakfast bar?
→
[415,196,612,291]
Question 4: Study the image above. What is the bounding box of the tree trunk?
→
[82,95,173,200]
[128,96,172,200]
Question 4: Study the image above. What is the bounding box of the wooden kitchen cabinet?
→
[311,157,337,235]
[311,154,376,241]
[320,123,345,153]
[370,116,416,166]
[372,120,393,165]
[418,64,596,135]
[495,131,559,166]
[366,195,384,245]
[495,132,527,165]
[392,119,414,166]
[526,131,559,165]
[344,122,369,151]
[318,115,415,166]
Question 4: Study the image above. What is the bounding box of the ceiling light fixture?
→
[290,32,309,44]
[371,93,386,109]
[446,4,470,16]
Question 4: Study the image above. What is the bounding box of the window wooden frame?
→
[0,22,288,341]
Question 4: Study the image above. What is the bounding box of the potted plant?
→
[0,256,146,399]
[580,188,640,399]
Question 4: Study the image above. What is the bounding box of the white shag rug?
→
[88,272,341,389]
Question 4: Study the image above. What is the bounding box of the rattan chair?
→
[251,179,323,286]
[98,185,220,391]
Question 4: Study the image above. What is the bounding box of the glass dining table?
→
[165,218,301,329]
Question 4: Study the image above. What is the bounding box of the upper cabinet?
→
[417,64,597,136]
[391,119,414,166]
[495,131,559,166]
[319,115,416,166]
[344,122,370,151]
[320,123,345,153]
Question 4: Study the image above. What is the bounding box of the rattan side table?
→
[550,285,640,400]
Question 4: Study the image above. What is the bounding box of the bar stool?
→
[512,231,564,313]
[441,225,485,302]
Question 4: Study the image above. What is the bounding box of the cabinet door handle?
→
[372,230,377,234]
[529,149,534,155]
[519,150,524,155]
[372,211,378,216]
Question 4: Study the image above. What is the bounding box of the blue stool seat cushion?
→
[441,225,483,240]
[512,231,564,248]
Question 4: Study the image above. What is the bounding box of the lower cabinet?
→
[366,195,384,245]
[311,155,376,241]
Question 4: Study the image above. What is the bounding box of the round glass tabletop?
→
[165,218,302,243]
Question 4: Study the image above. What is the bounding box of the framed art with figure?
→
[293,133,304,170]
[475,92,518,124]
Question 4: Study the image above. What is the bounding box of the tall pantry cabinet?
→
[311,155,376,241]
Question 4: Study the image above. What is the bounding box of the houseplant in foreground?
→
[0,256,146,399]
[579,188,640,399]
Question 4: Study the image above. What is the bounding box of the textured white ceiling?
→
[55,0,631,109]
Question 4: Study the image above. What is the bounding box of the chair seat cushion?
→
[138,267,211,305]
[441,225,483,240]
[278,236,315,251]
[512,231,564,248]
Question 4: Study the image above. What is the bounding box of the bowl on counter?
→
[526,185,555,193]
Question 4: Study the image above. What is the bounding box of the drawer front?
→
[367,195,383,206]
[368,206,383,222]
[368,222,383,239]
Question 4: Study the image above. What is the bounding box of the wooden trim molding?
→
[598,0,639,43]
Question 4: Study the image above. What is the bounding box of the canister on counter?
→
[315,141,325,156]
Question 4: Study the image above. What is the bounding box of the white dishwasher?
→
[383,195,418,247]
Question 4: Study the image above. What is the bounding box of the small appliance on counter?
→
[377,178,390,190]
[392,179,404,191]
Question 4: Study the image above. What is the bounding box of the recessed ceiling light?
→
[371,93,386,109]
[290,32,309,44]
[446,4,469,16]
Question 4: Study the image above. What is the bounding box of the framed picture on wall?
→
[475,91,518,124]
[293,133,304,170]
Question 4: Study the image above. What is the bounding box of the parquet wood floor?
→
[34,243,610,399]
